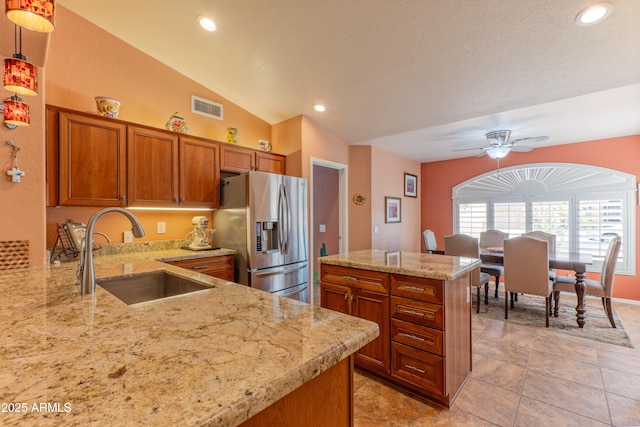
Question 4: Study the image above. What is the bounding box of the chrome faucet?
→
[77,207,145,295]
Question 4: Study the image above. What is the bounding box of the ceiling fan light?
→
[487,146,510,159]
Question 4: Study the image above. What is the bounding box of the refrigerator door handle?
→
[278,184,285,254]
[252,262,307,277]
[283,184,291,254]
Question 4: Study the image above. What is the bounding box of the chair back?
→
[422,229,437,252]
[444,233,480,286]
[479,230,508,249]
[601,236,622,297]
[523,231,556,256]
[504,236,551,297]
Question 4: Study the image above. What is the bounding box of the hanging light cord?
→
[13,24,24,59]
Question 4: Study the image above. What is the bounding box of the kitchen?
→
[1,1,640,426]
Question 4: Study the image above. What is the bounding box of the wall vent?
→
[191,95,223,120]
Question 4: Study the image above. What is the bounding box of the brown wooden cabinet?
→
[179,136,220,208]
[127,125,179,207]
[57,110,127,207]
[220,144,286,174]
[166,254,234,281]
[320,263,472,408]
[320,265,390,376]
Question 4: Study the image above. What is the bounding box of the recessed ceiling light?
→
[314,104,326,112]
[198,15,216,32]
[575,2,613,26]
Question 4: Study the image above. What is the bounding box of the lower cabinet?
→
[166,255,234,281]
[320,264,471,407]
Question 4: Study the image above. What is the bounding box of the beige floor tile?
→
[522,371,610,424]
[601,367,640,402]
[452,377,520,427]
[606,392,640,427]
[469,356,528,394]
[532,329,599,365]
[408,405,501,426]
[527,350,604,390]
[597,349,640,376]
[472,337,533,368]
[514,396,610,427]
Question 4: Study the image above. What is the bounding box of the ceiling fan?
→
[455,130,549,159]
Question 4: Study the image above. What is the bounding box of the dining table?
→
[480,248,593,328]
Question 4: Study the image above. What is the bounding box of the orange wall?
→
[349,146,373,251]
[421,135,640,301]
[42,6,275,250]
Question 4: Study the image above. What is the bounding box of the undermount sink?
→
[97,271,211,305]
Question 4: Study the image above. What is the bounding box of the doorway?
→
[310,158,348,306]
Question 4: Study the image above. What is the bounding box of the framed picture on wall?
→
[385,197,401,223]
[404,173,418,197]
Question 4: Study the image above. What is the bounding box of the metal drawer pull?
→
[400,333,425,342]
[405,364,426,374]
[343,276,358,282]
[399,285,424,292]
[402,309,425,317]
[192,265,210,270]
[344,293,348,300]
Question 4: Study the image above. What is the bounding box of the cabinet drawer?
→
[391,319,444,356]
[321,265,389,293]
[391,296,444,330]
[391,274,443,304]
[392,342,444,396]
[168,255,234,274]
[212,270,235,282]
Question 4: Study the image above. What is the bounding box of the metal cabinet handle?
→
[344,293,348,300]
[344,276,358,282]
[350,294,355,301]
[400,333,425,342]
[402,309,425,317]
[399,285,424,292]
[405,364,426,374]
[192,265,209,270]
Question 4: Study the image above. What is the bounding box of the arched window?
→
[452,163,636,275]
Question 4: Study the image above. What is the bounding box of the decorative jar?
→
[95,96,120,118]
[226,127,238,144]
[165,112,188,134]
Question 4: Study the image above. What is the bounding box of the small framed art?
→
[404,173,417,197]
[385,197,401,223]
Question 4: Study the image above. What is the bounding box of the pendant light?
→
[3,25,38,96]
[3,95,30,126]
[5,0,55,33]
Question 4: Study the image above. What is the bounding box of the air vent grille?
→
[191,95,223,120]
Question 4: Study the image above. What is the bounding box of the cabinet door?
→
[256,152,285,174]
[127,126,179,207]
[179,136,220,208]
[354,289,391,375]
[59,111,127,206]
[321,282,350,315]
[220,144,255,173]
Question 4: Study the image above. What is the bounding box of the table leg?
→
[574,271,586,328]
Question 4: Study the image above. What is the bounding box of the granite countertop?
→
[318,249,481,280]
[0,249,378,426]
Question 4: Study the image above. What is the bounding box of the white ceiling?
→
[57,0,640,162]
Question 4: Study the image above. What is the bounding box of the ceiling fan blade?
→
[475,151,488,157]
[511,145,533,153]
[453,147,487,152]
[511,136,549,144]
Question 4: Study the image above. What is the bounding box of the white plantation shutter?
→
[458,203,486,238]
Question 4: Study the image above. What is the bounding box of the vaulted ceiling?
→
[57,0,640,161]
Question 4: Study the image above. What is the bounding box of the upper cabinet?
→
[127,126,179,207]
[220,144,286,174]
[46,105,282,208]
[179,136,220,208]
[56,110,127,207]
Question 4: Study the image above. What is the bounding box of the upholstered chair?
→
[445,234,491,313]
[553,236,621,328]
[479,230,508,298]
[422,229,437,253]
[504,236,554,327]
[523,230,557,280]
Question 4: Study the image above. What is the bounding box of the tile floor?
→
[349,298,640,426]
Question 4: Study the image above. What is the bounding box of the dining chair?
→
[553,236,621,328]
[444,234,491,313]
[523,231,556,280]
[479,230,508,298]
[504,236,553,327]
[422,229,437,253]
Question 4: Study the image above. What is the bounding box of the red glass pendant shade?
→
[3,56,38,96]
[4,95,30,126]
[5,0,55,33]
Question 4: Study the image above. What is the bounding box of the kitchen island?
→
[0,249,378,426]
[319,249,480,407]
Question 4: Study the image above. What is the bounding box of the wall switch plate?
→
[374,226,379,234]
[157,221,166,234]
[123,230,133,243]
[319,224,326,233]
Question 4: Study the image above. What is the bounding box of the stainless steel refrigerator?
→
[214,171,309,302]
